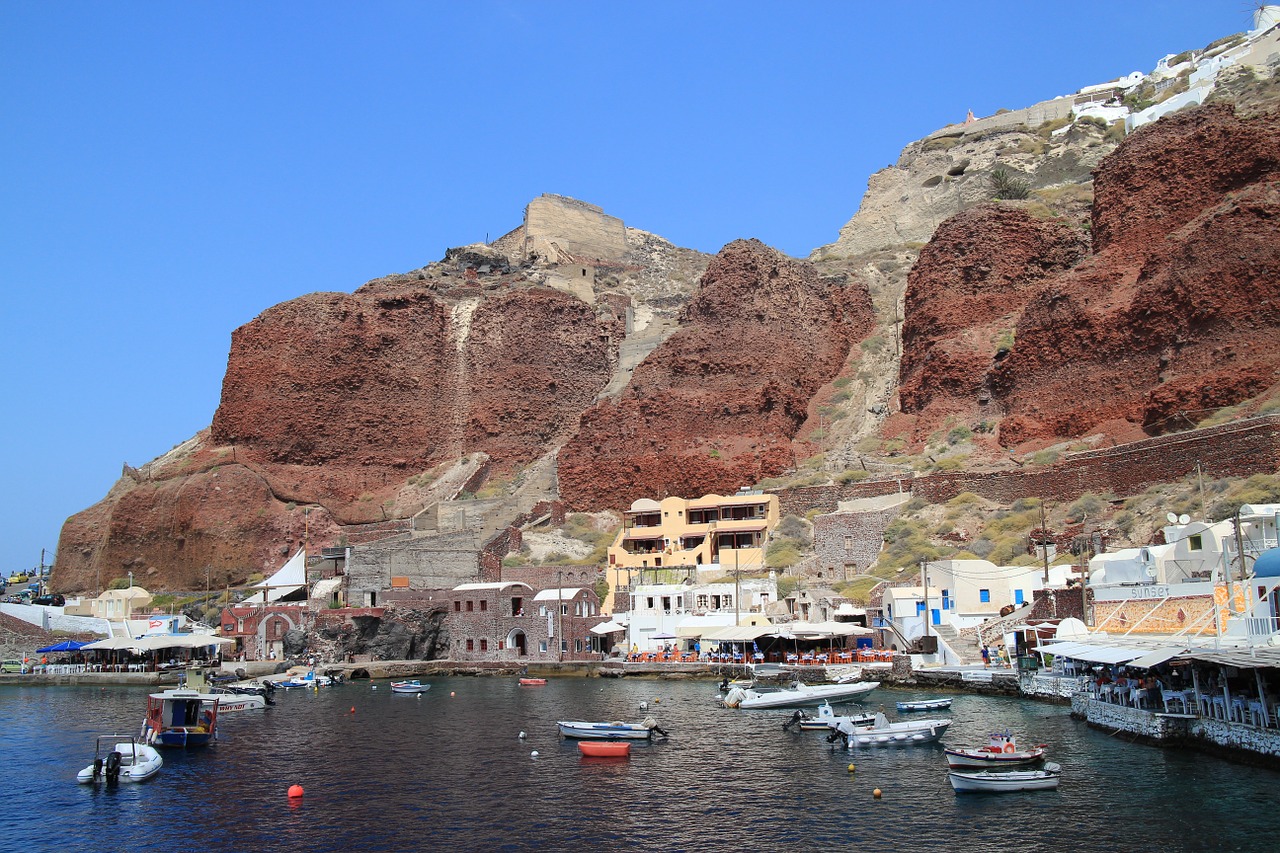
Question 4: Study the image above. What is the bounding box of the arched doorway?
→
[507,628,527,656]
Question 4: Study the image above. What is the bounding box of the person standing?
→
[981,646,990,668]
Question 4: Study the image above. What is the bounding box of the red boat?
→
[578,741,631,757]
[519,678,547,686]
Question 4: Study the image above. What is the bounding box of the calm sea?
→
[0,676,1276,853]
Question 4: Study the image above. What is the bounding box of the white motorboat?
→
[897,698,953,712]
[390,680,431,694]
[949,762,1062,793]
[833,711,951,747]
[723,680,880,709]
[945,731,1047,768]
[276,670,333,689]
[208,687,269,711]
[557,717,668,740]
[783,701,876,731]
[77,735,163,784]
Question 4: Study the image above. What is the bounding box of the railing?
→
[1246,616,1280,639]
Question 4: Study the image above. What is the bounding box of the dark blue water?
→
[1,677,1276,852]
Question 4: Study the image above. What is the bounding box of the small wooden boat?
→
[945,731,1046,768]
[77,735,163,784]
[949,762,1062,793]
[557,718,668,740]
[896,698,953,712]
[390,680,431,694]
[577,741,631,757]
[519,677,547,686]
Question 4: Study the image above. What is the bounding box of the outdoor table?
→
[1248,700,1269,727]
[1161,689,1191,713]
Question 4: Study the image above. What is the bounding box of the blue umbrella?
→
[35,640,89,653]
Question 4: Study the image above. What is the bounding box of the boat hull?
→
[390,681,431,694]
[945,747,1046,768]
[519,678,547,686]
[558,722,653,740]
[577,741,631,757]
[842,718,951,747]
[896,699,953,712]
[949,764,1061,792]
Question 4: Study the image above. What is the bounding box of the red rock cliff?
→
[558,239,874,509]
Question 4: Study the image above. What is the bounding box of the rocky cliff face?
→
[993,103,1280,446]
[557,239,874,509]
[892,205,1091,443]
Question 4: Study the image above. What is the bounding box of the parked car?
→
[1,659,27,673]
[32,594,65,607]
[7,573,29,585]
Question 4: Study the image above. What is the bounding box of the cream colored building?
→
[603,491,780,613]
[89,586,153,620]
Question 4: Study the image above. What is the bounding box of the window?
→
[647,597,655,609]
[480,639,488,651]
[480,600,487,612]
[844,535,854,552]
[916,601,925,615]
[1189,534,1203,551]
[697,594,709,609]
[723,595,733,608]
[539,641,547,653]
[1015,589,1025,605]
[466,600,474,612]
[979,589,991,603]
[454,601,461,612]
[466,639,474,651]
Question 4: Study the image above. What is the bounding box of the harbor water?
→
[2,676,1277,852]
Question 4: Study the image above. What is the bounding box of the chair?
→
[1162,690,1188,714]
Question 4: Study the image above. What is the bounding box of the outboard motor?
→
[783,710,804,731]
[105,751,123,784]
[91,757,103,780]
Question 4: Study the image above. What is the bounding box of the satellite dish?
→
[1166,512,1178,524]
[1179,514,1191,524]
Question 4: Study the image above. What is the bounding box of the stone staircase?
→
[932,622,983,665]
[597,317,677,400]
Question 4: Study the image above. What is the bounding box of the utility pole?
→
[1231,508,1247,613]
[921,560,930,643]
[1039,499,1051,585]
[734,549,741,627]
[557,570,564,663]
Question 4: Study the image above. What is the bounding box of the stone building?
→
[219,603,308,661]
[445,581,607,662]
[811,493,910,580]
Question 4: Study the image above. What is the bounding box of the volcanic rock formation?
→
[557,239,875,509]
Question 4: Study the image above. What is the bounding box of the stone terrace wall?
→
[346,530,482,604]
[779,415,1280,516]
[812,502,909,575]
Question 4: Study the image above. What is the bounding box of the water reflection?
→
[1,678,1277,852]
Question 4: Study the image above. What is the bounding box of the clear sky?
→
[0,1,1253,577]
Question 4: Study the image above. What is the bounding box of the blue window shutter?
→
[980,589,990,603]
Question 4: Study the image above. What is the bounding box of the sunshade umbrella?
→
[650,632,678,640]
[35,640,89,653]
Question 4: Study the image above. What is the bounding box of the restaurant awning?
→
[702,625,775,642]
[83,634,233,652]
[589,620,626,635]
[1125,647,1188,670]
[1036,641,1144,665]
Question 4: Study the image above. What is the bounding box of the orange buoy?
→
[1003,742,1016,753]
[288,784,304,798]
[872,788,882,799]
[350,707,356,714]
[450,691,456,697]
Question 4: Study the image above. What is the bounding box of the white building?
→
[623,576,777,651]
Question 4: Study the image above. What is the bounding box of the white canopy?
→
[533,588,585,601]
[241,548,307,604]
[1036,640,1143,665]
[589,620,626,635]
[84,634,233,652]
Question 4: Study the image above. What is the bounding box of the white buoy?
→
[640,701,648,710]
[518,731,527,739]
[531,750,539,758]
[371,685,378,690]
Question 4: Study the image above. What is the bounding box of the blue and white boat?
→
[557,719,667,740]
[390,680,431,694]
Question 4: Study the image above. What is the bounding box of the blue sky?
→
[0,1,1250,577]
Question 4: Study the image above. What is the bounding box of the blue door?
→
[931,608,941,626]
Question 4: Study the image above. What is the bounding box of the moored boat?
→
[578,741,631,757]
[141,686,220,748]
[390,680,431,694]
[949,762,1062,793]
[833,711,951,747]
[723,680,880,710]
[897,698,953,712]
[557,717,668,740]
[783,701,875,731]
[945,731,1046,768]
[76,735,163,784]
